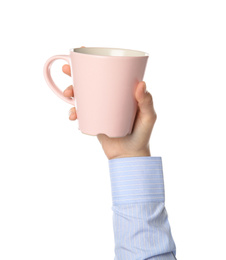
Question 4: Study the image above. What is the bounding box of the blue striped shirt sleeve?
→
[108,156,177,260]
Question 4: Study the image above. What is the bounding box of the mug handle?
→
[43,55,75,105]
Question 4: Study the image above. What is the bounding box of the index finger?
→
[62,64,71,77]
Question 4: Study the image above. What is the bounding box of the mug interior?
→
[71,47,148,57]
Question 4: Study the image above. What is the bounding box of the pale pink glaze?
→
[43,48,148,138]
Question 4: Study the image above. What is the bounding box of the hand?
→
[62,66,157,160]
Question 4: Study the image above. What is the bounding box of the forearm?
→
[109,156,176,260]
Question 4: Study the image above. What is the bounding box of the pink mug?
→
[43,47,149,138]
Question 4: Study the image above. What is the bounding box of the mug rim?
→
[70,47,149,58]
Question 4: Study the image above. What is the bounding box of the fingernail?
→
[143,82,146,93]
[69,109,72,116]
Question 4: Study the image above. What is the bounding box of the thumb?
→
[131,81,157,139]
[135,82,156,120]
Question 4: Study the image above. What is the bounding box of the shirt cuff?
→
[109,156,165,206]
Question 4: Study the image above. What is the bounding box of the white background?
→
[0,0,225,259]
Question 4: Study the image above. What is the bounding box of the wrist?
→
[109,149,151,160]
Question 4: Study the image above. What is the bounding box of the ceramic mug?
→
[43,47,149,138]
